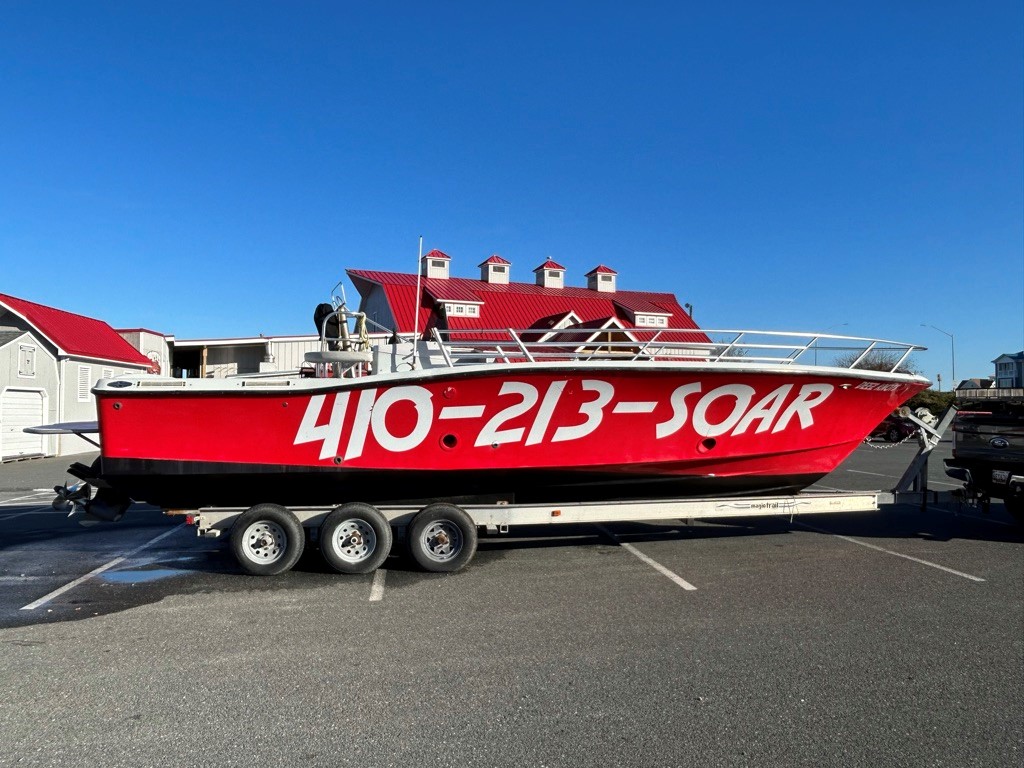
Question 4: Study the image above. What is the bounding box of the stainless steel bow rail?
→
[309,308,925,374]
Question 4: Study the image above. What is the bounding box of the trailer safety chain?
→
[862,433,919,450]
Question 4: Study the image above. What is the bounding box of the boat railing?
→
[425,327,925,373]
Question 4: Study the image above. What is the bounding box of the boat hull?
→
[91,363,927,508]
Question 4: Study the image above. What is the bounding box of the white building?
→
[169,335,323,378]
[0,293,156,460]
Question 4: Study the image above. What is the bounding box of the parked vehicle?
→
[945,393,1024,522]
[869,414,917,443]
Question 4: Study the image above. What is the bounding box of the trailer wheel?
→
[230,504,305,576]
[320,503,392,574]
[407,503,477,573]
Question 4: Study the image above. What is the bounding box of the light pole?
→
[921,324,955,391]
[815,322,847,365]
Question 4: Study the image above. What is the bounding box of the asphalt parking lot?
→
[1,442,1021,767]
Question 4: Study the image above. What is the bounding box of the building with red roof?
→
[346,251,703,349]
[0,293,158,459]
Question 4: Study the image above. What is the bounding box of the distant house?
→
[169,334,322,378]
[347,251,701,350]
[0,293,157,459]
[956,377,994,391]
[993,351,1024,389]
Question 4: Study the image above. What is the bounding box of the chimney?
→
[421,249,451,279]
[585,265,617,292]
[478,254,511,284]
[533,259,566,289]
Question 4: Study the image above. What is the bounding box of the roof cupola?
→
[585,265,617,293]
[421,249,451,279]
[533,259,566,289]
[478,254,511,284]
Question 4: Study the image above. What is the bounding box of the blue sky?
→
[2,1,1021,389]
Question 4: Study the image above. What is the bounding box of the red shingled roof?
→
[346,268,706,344]
[0,293,155,369]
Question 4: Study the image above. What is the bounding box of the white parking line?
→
[0,506,51,521]
[0,491,53,506]
[369,569,387,601]
[796,521,985,582]
[596,525,697,591]
[20,524,186,611]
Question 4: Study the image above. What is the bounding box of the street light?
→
[921,324,955,391]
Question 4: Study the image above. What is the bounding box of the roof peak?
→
[533,259,566,271]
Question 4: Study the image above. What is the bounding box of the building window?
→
[77,366,91,402]
[656,316,667,327]
[551,271,561,279]
[600,274,612,282]
[455,304,465,314]
[431,259,446,268]
[18,344,36,378]
[468,305,478,316]
[492,265,506,273]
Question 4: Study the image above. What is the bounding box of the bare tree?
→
[833,349,918,374]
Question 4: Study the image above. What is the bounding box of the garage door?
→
[1,389,45,460]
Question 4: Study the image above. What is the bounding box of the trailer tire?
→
[230,504,305,576]
[407,503,477,573]
[320,503,392,574]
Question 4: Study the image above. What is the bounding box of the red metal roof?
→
[0,293,156,369]
[533,259,566,271]
[423,249,451,261]
[477,254,510,266]
[585,264,618,275]
[346,268,705,344]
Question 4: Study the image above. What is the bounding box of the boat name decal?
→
[854,382,904,392]
[293,380,835,461]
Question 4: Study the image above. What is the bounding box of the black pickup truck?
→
[945,392,1024,523]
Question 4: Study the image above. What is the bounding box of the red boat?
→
[52,314,929,519]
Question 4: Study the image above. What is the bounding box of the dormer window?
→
[635,313,669,328]
[442,301,481,318]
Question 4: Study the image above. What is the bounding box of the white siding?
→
[270,339,322,371]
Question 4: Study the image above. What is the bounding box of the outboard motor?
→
[58,460,133,522]
[52,483,131,522]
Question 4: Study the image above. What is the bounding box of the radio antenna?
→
[412,235,423,368]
